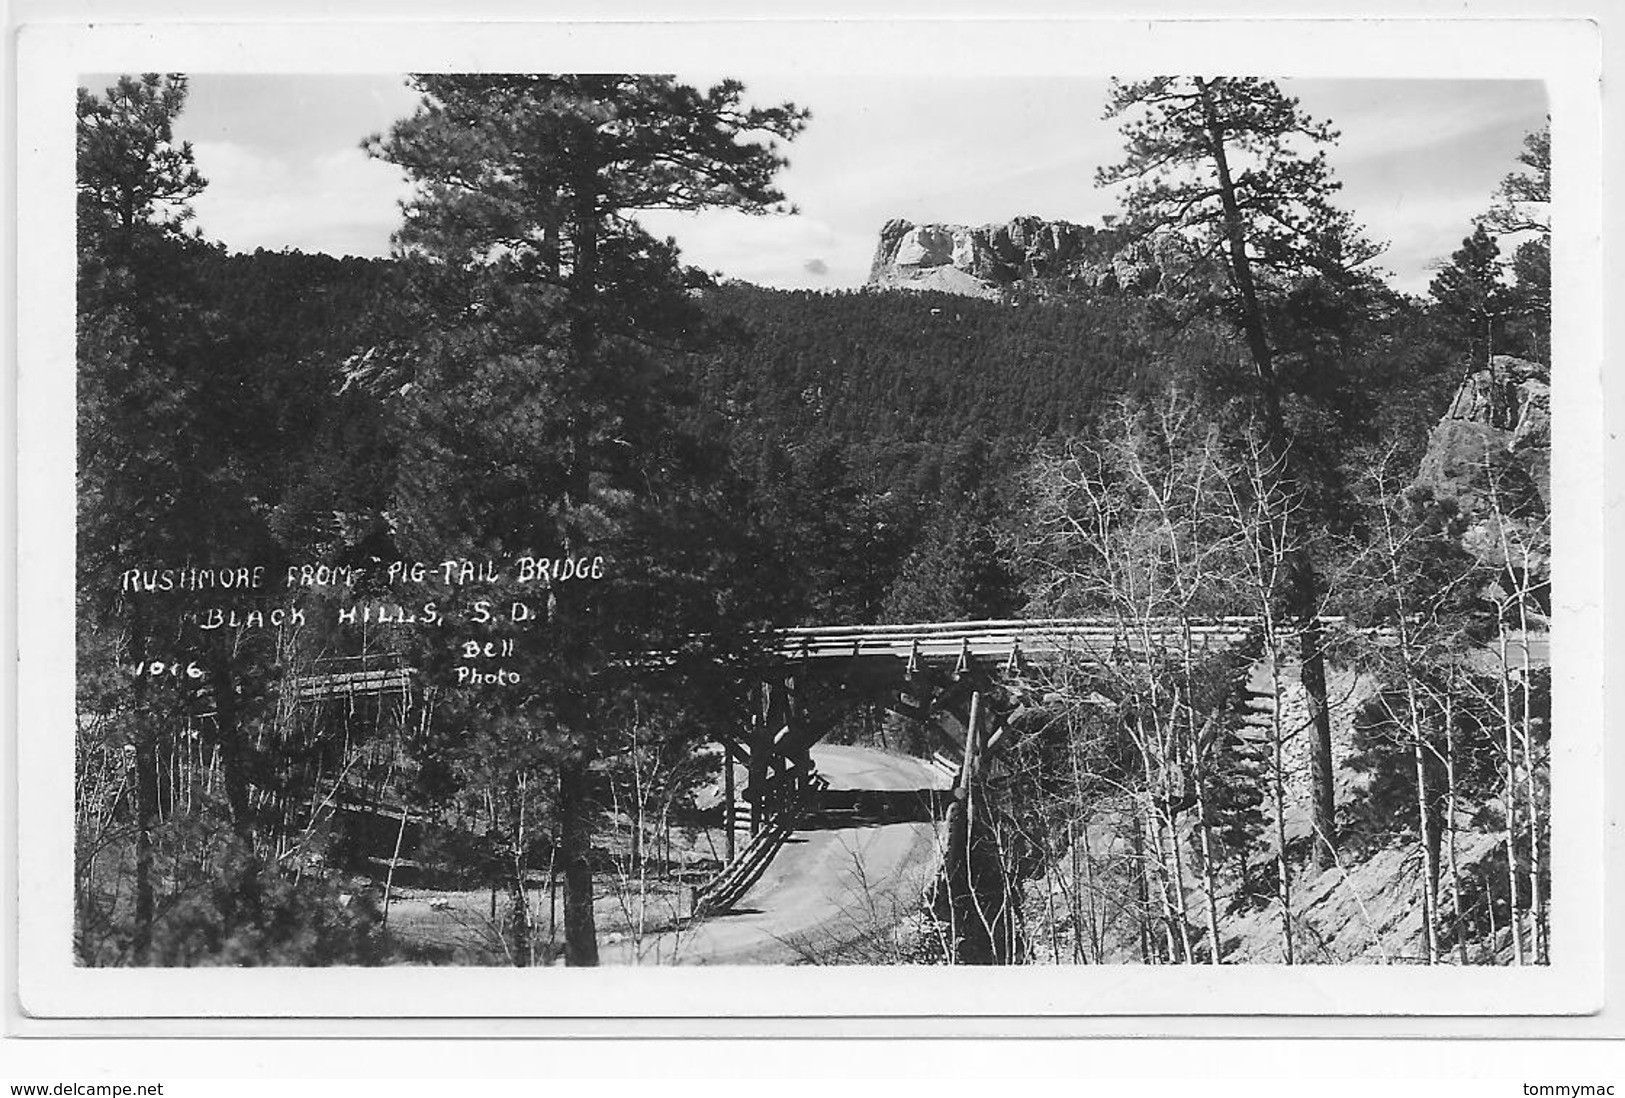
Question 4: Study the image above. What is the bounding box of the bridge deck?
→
[283,617,1547,697]
[762,616,1272,666]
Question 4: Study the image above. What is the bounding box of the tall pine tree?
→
[1429,225,1507,373]
[1097,77,1381,868]
[367,74,806,965]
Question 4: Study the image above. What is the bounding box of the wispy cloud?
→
[638,209,873,289]
[189,141,411,258]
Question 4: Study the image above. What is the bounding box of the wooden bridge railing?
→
[283,616,1545,698]
[758,616,1283,666]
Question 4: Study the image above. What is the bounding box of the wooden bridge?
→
[285,615,1546,928]
[685,617,1285,915]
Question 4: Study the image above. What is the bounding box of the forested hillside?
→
[686,283,1227,443]
[152,239,1489,639]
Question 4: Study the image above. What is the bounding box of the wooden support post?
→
[784,674,808,792]
[938,687,1019,964]
[941,691,984,963]
[381,807,410,928]
[962,689,983,941]
[962,689,986,790]
[748,681,776,836]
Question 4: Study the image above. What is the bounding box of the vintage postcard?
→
[11,13,1609,1029]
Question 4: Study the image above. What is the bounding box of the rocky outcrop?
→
[1104,231,1217,298]
[868,216,1150,299]
[867,215,1223,300]
[1416,355,1550,510]
[1414,355,1550,586]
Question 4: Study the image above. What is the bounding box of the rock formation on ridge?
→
[866,215,1214,300]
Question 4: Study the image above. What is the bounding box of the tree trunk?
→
[1161,784,1194,963]
[1488,465,1542,965]
[1195,77,1339,869]
[1406,686,1439,965]
[1131,726,1175,965]
[942,691,996,965]
[1191,735,1224,965]
[1128,812,1153,964]
[1498,622,1525,965]
[568,167,601,503]
[1080,817,1101,964]
[131,718,158,965]
[1069,738,1103,964]
[1266,651,1295,965]
[545,160,605,971]
[547,843,559,946]
[209,653,253,842]
[1444,691,1469,965]
[558,756,598,966]
[506,773,532,967]
[1149,806,1178,963]
[381,806,409,929]
[1515,605,1546,964]
[1298,627,1339,869]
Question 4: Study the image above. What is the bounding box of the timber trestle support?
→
[687,618,1286,948]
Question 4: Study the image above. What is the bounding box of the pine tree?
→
[1428,225,1507,373]
[1484,124,1551,237]
[77,73,318,961]
[1506,238,1550,365]
[77,74,205,247]
[367,74,805,965]
[1481,123,1551,364]
[1097,77,1378,868]
[1200,628,1272,903]
[77,75,210,963]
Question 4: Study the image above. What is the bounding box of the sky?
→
[137,73,1550,297]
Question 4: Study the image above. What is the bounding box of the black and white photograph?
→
[10,14,1611,1031]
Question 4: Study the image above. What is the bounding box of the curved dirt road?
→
[606,744,949,965]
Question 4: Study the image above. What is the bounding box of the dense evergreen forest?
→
[74,73,1552,968]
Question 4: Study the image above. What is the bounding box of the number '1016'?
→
[130,661,204,679]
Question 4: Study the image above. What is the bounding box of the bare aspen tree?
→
[505,772,532,966]
[1438,682,1469,964]
[1346,432,1549,968]
[1122,407,1241,966]
[1188,715,1224,964]
[1370,469,1442,964]
[1220,434,1302,964]
[1498,495,1548,965]
[1356,449,1506,965]
[1494,614,1525,965]
[1017,393,1290,965]
[1483,448,1549,964]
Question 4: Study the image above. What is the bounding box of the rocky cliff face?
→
[1416,355,1550,508]
[866,215,1205,299]
[1414,355,1550,580]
